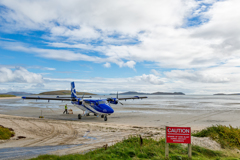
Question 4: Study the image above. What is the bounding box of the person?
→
[63,104,68,114]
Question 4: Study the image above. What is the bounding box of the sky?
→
[0,0,240,94]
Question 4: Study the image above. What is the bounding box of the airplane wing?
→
[118,96,148,100]
[22,96,77,101]
[56,96,92,98]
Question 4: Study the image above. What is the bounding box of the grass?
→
[0,126,15,140]
[0,94,16,97]
[193,125,240,149]
[30,136,239,160]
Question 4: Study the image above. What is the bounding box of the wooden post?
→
[165,126,169,159]
[188,143,192,159]
[188,129,192,159]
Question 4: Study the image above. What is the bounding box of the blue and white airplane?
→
[22,82,147,121]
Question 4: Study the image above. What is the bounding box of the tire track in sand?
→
[23,123,57,147]
[58,123,78,145]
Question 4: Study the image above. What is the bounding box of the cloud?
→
[0,0,196,33]
[32,83,45,88]
[103,62,111,68]
[0,67,43,83]
[1,0,239,70]
[1,1,240,94]
[165,70,230,83]
[122,61,136,69]
[151,69,161,76]
[43,67,56,71]
[130,74,164,85]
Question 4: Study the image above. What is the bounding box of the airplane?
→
[22,82,148,121]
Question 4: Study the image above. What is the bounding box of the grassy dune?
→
[0,94,16,97]
[38,90,96,95]
[193,125,240,149]
[0,126,15,140]
[31,136,239,160]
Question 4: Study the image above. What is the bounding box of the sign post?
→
[165,126,191,159]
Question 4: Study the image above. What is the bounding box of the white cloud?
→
[165,70,230,83]
[0,0,196,34]
[151,69,161,76]
[130,74,164,85]
[43,67,56,71]
[0,67,43,83]
[122,61,136,69]
[50,25,101,40]
[32,83,45,88]
[103,62,111,68]
[1,0,239,70]
[1,1,240,94]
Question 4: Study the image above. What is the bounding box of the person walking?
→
[63,104,68,114]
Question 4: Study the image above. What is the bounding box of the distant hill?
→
[38,90,96,95]
[0,94,16,97]
[0,92,33,96]
[152,92,185,95]
[214,93,240,95]
[113,91,147,95]
[110,91,185,95]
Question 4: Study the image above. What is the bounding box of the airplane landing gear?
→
[78,114,81,119]
[101,115,104,118]
[86,113,90,116]
[104,115,107,121]
[94,113,97,116]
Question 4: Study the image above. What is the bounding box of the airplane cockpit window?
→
[98,101,105,104]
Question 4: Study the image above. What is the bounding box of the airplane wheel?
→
[104,116,107,121]
[78,114,81,119]
[101,115,104,118]
[94,113,97,116]
[86,113,90,116]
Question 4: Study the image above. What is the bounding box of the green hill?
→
[38,90,96,95]
[0,94,16,97]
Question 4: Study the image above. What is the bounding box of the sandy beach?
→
[0,95,239,159]
[0,97,21,99]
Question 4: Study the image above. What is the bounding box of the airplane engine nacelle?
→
[108,98,118,104]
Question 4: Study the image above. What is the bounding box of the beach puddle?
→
[0,144,83,160]
[83,131,97,140]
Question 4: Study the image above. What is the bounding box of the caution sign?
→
[166,126,191,144]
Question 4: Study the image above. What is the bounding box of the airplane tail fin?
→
[71,82,77,98]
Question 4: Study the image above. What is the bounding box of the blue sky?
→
[0,0,240,94]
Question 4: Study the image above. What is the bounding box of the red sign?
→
[166,126,191,144]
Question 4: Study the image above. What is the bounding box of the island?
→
[110,91,185,95]
[214,93,240,95]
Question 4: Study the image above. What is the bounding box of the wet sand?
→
[1,96,240,159]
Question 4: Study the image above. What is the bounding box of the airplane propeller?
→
[117,92,123,105]
[82,93,85,99]
[106,92,123,105]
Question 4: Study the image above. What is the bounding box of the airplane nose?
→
[108,107,114,113]
[100,104,114,114]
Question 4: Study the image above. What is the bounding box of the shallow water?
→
[0,144,83,160]
[1,95,240,112]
